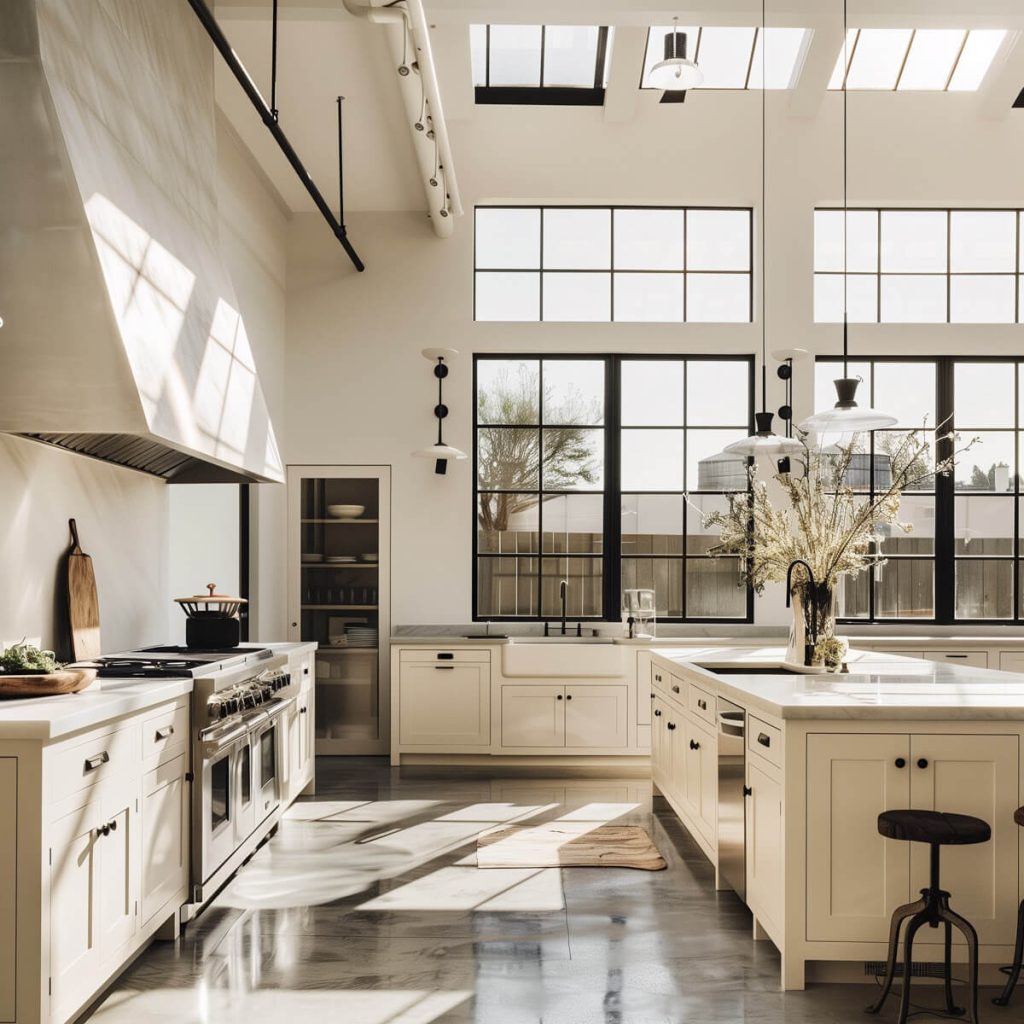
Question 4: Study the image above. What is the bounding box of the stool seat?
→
[878,809,991,846]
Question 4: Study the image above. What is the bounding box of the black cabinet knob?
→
[671,684,680,693]
[654,709,662,717]
[650,692,655,699]
[667,722,677,731]
[566,694,573,700]
[556,694,563,700]
[895,758,906,768]
[689,739,700,750]
[743,785,752,797]
[917,758,929,769]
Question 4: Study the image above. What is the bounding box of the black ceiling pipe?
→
[186,0,365,272]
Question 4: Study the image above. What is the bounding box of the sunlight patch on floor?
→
[91,985,472,1024]
[435,802,553,823]
[357,865,565,912]
[555,802,640,823]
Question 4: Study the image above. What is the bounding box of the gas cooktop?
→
[96,645,273,678]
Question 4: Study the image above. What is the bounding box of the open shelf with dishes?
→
[289,466,390,756]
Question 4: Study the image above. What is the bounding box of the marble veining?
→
[80,757,1020,1024]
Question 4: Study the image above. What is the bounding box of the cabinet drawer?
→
[747,716,782,768]
[666,673,685,700]
[141,700,188,764]
[651,662,670,692]
[923,650,988,669]
[999,651,1024,673]
[688,682,715,725]
[49,723,137,807]
[399,648,491,664]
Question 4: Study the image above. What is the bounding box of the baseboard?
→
[393,754,652,776]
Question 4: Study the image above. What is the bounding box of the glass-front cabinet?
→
[287,466,391,755]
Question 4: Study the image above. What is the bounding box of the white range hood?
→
[0,0,283,484]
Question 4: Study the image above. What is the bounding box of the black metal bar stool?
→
[993,806,1024,1006]
[866,809,990,1024]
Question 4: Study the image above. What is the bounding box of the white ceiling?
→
[211,1,1024,218]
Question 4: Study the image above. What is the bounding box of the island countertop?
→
[653,646,1024,721]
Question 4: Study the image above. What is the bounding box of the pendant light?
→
[724,6,802,459]
[799,0,896,436]
[412,348,467,474]
[648,18,703,91]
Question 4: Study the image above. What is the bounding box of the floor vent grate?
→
[865,961,948,979]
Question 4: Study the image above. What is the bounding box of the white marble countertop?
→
[653,646,1024,721]
[0,677,193,741]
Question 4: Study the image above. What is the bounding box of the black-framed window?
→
[474,205,753,323]
[816,356,1024,624]
[814,208,1024,324]
[475,355,754,623]
[470,25,611,106]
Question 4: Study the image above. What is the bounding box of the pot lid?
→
[174,583,247,606]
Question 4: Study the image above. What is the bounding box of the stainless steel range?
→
[97,644,299,913]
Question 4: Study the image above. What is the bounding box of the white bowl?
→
[327,504,365,519]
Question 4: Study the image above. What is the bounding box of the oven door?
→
[253,706,288,821]
[199,726,247,883]
[234,731,256,847]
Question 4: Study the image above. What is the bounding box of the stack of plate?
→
[326,555,357,564]
[345,626,378,649]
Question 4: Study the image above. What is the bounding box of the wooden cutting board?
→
[66,519,101,662]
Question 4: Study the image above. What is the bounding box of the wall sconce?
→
[412,347,467,475]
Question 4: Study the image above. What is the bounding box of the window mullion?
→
[604,357,621,623]
[935,357,956,623]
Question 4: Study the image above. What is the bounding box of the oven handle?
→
[198,721,249,755]
[262,697,295,720]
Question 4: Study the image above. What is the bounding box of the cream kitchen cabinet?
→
[806,731,1019,946]
[746,752,783,938]
[397,651,491,749]
[501,684,628,750]
[922,650,989,669]
[140,753,188,928]
[684,716,717,843]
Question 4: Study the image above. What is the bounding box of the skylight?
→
[828,28,1006,91]
[470,24,612,103]
[641,26,812,90]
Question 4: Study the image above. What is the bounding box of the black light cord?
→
[760,0,768,415]
[842,0,849,377]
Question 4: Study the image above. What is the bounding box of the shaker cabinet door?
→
[141,754,188,926]
[501,685,564,748]
[564,685,627,748]
[806,733,912,943]
[400,663,491,747]
[909,733,1019,946]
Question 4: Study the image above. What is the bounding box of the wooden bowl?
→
[0,668,97,698]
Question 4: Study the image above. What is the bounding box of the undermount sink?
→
[509,635,615,644]
[700,664,817,676]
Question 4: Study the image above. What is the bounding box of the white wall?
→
[215,118,290,641]
[281,78,1024,629]
[0,434,168,657]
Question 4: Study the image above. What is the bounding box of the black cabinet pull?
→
[654,709,662,717]
[689,739,700,751]
[155,726,174,741]
[895,757,906,768]
[944,654,967,659]
[917,758,929,769]
[96,824,109,838]
[667,722,677,731]
[434,665,454,671]
[757,733,771,748]
[299,706,308,715]
[671,684,680,694]
[654,673,662,682]
[437,652,454,660]
[108,819,117,832]
[697,699,708,711]
[650,692,655,699]
[84,751,110,773]
[303,665,310,675]
[743,785,752,797]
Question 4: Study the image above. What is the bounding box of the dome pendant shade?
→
[799,377,899,434]
[649,31,703,91]
[412,443,467,475]
[724,411,805,456]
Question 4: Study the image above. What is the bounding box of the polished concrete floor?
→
[90,757,1023,1024]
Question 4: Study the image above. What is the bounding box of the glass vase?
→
[785,580,836,668]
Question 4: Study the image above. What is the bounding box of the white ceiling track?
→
[342,0,463,238]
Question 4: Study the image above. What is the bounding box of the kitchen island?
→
[648,646,1024,991]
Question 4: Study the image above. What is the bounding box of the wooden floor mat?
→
[477,823,666,871]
